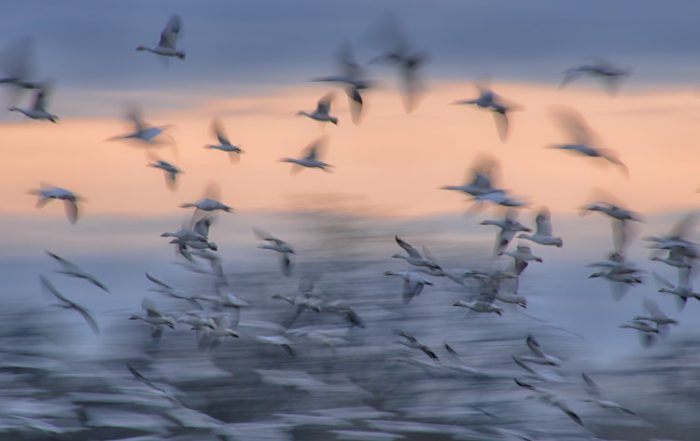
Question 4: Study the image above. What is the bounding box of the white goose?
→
[548,108,628,176]
[312,43,372,124]
[180,197,232,213]
[9,85,57,122]
[40,275,99,335]
[109,106,171,146]
[518,208,563,247]
[280,137,333,173]
[384,270,434,304]
[29,185,82,224]
[46,251,110,293]
[297,93,338,125]
[254,228,295,276]
[128,298,176,340]
[136,15,185,59]
[205,118,243,162]
[148,158,181,191]
[479,210,531,255]
[453,85,520,141]
[392,236,441,271]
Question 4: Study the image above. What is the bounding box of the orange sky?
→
[2,81,699,219]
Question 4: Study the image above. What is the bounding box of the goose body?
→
[136,15,185,59]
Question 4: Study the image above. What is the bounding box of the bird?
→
[0,36,45,106]
[297,93,338,125]
[520,335,562,367]
[45,251,110,293]
[580,372,637,416]
[108,105,172,146]
[8,85,57,122]
[479,210,532,256]
[40,275,99,334]
[280,137,333,173]
[560,60,630,94]
[501,244,543,276]
[581,200,641,253]
[453,300,503,316]
[646,212,698,260]
[633,297,678,334]
[384,270,434,304]
[514,379,583,426]
[254,228,295,276]
[548,108,628,176]
[204,118,243,162]
[453,84,520,141]
[180,198,232,213]
[517,208,563,247]
[129,298,175,340]
[396,331,438,360]
[29,185,82,224]
[145,272,202,309]
[619,319,660,347]
[653,269,700,311]
[147,157,181,191]
[367,14,428,113]
[136,15,185,59]
[392,236,441,271]
[311,43,373,124]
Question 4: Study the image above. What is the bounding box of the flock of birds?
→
[0,11,699,441]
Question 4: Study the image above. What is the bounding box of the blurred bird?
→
[129,298,175,340]
[520,335,562,367]
[180,198,232,213]
[646,212,698,260]
[392,236,441,271]
[480,210,532,256]
[145,272,202,309]
[653,269,700,311]
[280,137,333,173]
[501,244,543,276]
[368,14,428,113]
[29,185,82,224]
[548,108,628,176]
[0,36,44,105]
[312,43,373,124]
[9,85,57,122]
[440,159,499,197]
[518,208,563,247]
[581,199,641,253]
[40,275,99,334]
[633,297,678,334]
[136,14,185,59]
[396,331,438,360]
[560,60,630,94]
[205,118,243,163]
[453,84,521,141]
[297,93,338,125]
[46,251,110,293]
[453,299,503,316]
[514,379,582,426]
[147,155,181,191]
[254,228,295,276]
[620,319,659,347]
[384,270,434,304]
[108,104,172,147]
[580,372,637,416]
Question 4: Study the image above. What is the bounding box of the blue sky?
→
[3,0,700,96]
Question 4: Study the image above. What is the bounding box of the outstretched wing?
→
[395,236,421,258]
[158,15,182,50]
